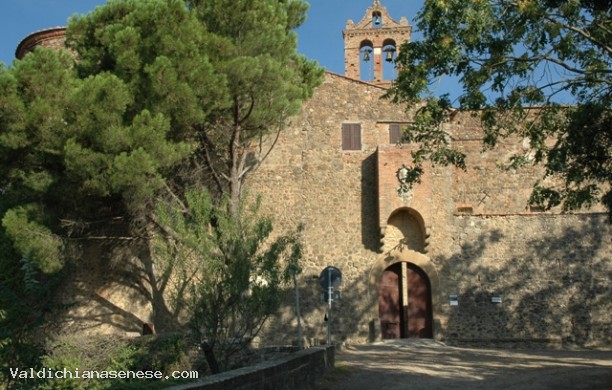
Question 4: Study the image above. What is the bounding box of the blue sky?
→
[0,0,422,70]
[1,1,463,96]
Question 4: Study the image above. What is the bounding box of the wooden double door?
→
[379,262,433,339]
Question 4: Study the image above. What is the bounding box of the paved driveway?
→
[316,340,612,390]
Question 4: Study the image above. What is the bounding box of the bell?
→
[385,50,394,62]
[374,16,381,25]
[363,50,371,62]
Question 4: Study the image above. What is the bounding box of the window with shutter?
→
[342,123,361,150]
[389,124,405,144]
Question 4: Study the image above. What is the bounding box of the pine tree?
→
[0,0,322,363]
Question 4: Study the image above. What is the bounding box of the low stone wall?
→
[167,346,334,390]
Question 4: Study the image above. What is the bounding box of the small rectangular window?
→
[342,123,361,150]
[389,124,405,144]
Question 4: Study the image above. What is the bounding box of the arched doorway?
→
[378,262,433,339]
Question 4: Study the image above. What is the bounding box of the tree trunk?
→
[202,341,220,374]
[229,172,241,217]
[142,229,182,333]
[229,102,243,217]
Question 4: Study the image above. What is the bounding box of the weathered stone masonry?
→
[15,1,610,346]
[249,69,611,346]
[247,1,611,344]
[15,27,67,59]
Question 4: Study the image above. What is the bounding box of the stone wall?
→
[441,213,611,345]
[14,25,609,347]
[41,70,608,347]
[16,28,68,59]
[249,71,611,346]
[249,72,414,345]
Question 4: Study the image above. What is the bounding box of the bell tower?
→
[343,0,411,86]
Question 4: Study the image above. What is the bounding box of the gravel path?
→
[315,340,612,390]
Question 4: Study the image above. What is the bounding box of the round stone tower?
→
[343,0,411,86]
[15,27,67,60]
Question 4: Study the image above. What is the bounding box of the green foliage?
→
[0,30,196,365]
[130,333,190,374]
[0,1,317,377]
[154,189,302,372]
[0,249,58,389]
[388,0,611,217]
[66,0,224,136]
[0,0,211,299]
[186,0,324,210]
[2,206,64,274]
[0,0,321,266]
[0,182,62,388]
[4,334,193,390]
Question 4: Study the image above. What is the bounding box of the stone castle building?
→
[15,1,611,346]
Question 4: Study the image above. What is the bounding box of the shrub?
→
[5,333,195,390]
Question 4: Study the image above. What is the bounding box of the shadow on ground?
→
[314,340,612,390]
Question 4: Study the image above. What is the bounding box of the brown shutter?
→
[351,124,361,150]
[389,124,401,144]
[342,123,361,150]
[342,124,350,150]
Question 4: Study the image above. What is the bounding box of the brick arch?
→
[382,38,397,48]
[359,39,374,50]
[382,207,428,253]
[388,207,426,231]
[382,39,397,63]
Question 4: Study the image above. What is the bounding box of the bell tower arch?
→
[343,0,411,86]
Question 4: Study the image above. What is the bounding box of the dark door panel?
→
[379,262,433,339]
[379,263,401,339]
[407,263,433,338]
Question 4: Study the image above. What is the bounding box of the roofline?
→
[15,27,67,60]
[325,70,392,90]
